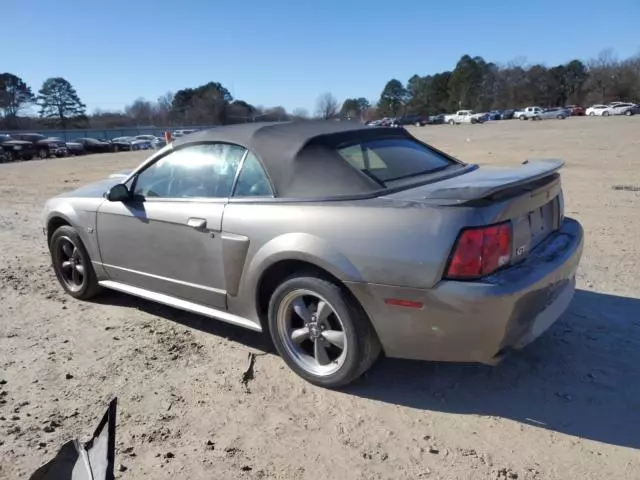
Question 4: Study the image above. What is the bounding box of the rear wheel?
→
[557,114,565,119]
[625,110,632,116]
[50,225,101,300]
[603,111,610,117]
[589,112,595,116]
[268,275,381,388]
[448,119,455,125]
[38,148,48,159]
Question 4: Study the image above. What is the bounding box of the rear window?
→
[337,137,454,184]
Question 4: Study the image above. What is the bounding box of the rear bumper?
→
[346,218,584,363]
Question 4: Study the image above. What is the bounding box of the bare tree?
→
[291,107,309,120]
[156,92,174,125]
[125,97,154,125]
[315,92,339,119]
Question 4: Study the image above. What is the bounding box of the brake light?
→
[445,222,512,279]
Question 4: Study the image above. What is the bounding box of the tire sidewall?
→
[50,226,97,299]
[267,275,366,388]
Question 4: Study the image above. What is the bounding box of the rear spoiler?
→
[416,159,564,204]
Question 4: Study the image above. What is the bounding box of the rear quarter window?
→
[337,137,454,184]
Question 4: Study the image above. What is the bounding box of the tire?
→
[38,148,49,159]
[603,111,610,117]
[114,145,119,153]
[49,225,101,300]
[557,115,565,119]
[519,115,526,121]
[268,274,381,388]
[588,112,595,116]
[625,110,632,116]
[448,119,455,125]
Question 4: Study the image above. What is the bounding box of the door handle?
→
[187,217,207,229]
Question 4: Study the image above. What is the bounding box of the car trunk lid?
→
[382,159,565,263]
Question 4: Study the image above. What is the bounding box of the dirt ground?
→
[1,117,639,480]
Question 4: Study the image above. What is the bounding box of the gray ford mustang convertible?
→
[41,121,584,387]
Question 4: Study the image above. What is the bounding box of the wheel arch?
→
[46,214,73,246]
[245,233,366,331]
[43,204,102,268]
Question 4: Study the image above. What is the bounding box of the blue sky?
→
[5,0,639,114]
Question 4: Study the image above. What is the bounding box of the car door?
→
[95,142,247,309]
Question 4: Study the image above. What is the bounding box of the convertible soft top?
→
[172,121,414,198]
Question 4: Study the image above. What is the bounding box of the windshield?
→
[337,137,455,184]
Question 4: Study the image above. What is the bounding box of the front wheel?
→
[603,111,610,117]
[625,110,632,116]
[558,115,565,119]
[38,148,48,159]
[50,225,101,300]
[268,275,381,388]
[448,119,455,125]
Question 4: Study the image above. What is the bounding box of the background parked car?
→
[171,129,198,138]
[111,137,135,152]
[609,103,636,116]
[0,133,36,161]
[131,138,154,150]
[543,107,571,119]
[59,139,85,156]
[393,115,428,126]
[486,110,502,120]
[11,133,68,158]
[565,105,585,116]
[73,137,114,153]
[500,108,517,120]
[586,104,612,116]
[517,106,568,120]
[444,110,486,125]
[427,114,445,124]
[134,134,166,148]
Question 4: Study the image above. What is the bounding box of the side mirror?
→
[106,183,130,202]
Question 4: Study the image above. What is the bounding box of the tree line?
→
[1,48,639,131]
[370,49,640,119]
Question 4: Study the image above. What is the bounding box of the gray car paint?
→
[41,143,583,364]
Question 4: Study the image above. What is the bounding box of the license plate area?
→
[529,200,556,248]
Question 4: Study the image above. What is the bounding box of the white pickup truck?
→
[443,110,486,125]
[513,106,543,120]
[514,106,570,120]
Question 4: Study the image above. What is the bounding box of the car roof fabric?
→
[172,121,412,198]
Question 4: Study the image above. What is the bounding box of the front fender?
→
[42,199,102,265]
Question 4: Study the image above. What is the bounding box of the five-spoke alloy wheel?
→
[50,225,100,300]
[277,289,348,377]
[268,274,381,388]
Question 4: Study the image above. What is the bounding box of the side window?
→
[233,152,273,197]
[132,143,245,199]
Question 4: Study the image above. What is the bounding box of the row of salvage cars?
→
[0,133,167,163]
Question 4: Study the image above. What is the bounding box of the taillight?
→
[445,222,512,279]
